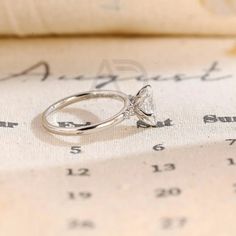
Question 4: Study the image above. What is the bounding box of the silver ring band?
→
[42,90,130,135]
[41,85,157,136]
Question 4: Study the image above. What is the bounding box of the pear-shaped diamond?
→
[133,85,157,126]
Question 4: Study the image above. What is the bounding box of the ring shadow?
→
[31,107,145,146]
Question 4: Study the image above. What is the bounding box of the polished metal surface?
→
[42,85,156,136]
[42,90,130,135]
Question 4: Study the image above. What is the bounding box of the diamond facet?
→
[132,85,157,126]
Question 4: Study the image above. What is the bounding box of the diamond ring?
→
[41,85,157,135]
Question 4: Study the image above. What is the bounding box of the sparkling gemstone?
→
[133,85,157,126]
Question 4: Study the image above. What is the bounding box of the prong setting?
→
[127,85,157,126]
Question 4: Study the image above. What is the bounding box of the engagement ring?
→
[42,85,157,135]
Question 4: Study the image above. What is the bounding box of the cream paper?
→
[0,37,236,235]
[1,0,236,36]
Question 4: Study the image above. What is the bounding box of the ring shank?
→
[42,90,130,135]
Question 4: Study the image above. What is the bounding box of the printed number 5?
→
[70,146,81,154]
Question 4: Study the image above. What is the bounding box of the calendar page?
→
[0,37,236,236]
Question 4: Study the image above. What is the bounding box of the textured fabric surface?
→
[0,37,236,235]
[1,0,236,36]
